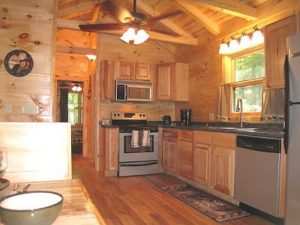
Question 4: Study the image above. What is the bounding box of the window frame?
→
[223,45,265,118]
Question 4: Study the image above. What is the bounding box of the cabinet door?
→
[178,140,193,179]
[193,143,210,186]
[135,63,151,80]
[100,60,115,100]
[156,64,173,100]
[162,141,177,173]
[211,146,235,196]
[265,16,296,89]
[174,63,189,101]
[116,61,134,80]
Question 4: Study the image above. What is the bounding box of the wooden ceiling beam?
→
[137,0,194,38]
[219,0,300,40]
[179,0,258,21]
[58,1,97,18]
[173,0,220,35]
[57,18,198,46]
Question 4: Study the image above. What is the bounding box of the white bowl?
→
[0,191,63,225]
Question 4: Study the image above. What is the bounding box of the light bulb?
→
[72,86,77,92]
[134,29,149,45]
[219,41,229,54]
[77,86,82,92]
[240,33,251,49]
[229,38,239,53]
[251,28,264,46]
[120,27,136,43]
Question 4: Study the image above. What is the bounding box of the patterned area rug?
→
[162,183,250,223]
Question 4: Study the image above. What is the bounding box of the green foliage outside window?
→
[68,92,83,124]
[233,51,265,113]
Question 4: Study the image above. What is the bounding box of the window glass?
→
[234,52,265,82]
[68,92,83,124]
[233,84,263,112]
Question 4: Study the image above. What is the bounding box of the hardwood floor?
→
[72,154,276,225]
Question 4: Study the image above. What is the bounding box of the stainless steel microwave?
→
[115,80,153,102]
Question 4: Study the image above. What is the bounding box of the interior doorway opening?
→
[57,80,84,155]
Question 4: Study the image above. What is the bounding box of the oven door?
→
[119,132,158,162]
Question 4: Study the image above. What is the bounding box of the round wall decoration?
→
[4,49,34,77]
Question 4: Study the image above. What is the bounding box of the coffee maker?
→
[180,109,192,126]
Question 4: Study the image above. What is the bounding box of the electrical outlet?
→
[209,113,215,121]
[22,105,38,114]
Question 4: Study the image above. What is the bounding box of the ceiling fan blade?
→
[79,23,126,32]
[147,10,182,26]
[101,0,134,23]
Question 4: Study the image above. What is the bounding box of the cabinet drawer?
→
[212,133,236,148]
[194,131,212,145]
[163,129,178,140]
[179,130,193,142]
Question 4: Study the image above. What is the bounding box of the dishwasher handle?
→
[237,136,281,153]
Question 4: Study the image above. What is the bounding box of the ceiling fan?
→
[79,0,182,44]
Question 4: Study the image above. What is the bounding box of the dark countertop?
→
[100,121,284,138]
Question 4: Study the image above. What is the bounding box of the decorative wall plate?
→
[4,49,34,77]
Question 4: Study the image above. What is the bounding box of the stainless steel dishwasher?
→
[235,135,281,217]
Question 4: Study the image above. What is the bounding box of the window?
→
[68,92,83,125]
[229,48,265,114]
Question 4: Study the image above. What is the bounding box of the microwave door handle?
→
[125,85,128,100]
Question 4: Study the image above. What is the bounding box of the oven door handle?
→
[120,161,158,167]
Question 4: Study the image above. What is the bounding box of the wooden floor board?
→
[72,154,275,225]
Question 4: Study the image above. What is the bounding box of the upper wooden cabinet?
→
[265,16,296,89]
[100,60,115,100]
[135,63,151,80]
[156,63,189,101]
[116,61,135,80]
[116,61,151,81]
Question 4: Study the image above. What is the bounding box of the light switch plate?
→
[22,105,38,114]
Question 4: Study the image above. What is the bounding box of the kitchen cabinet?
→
[100,60,115,100]
[211,133,236,197]
[156,63,189,101]
[193,131,212,186]
[162,129,178,173]
[100,127,119,176]
[178,130,193,179]
[116,61,151,81]
[135,63,151,80]
[116,61,134,80]
[265,16,296,89]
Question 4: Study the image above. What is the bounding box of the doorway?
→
[57,80,84,155]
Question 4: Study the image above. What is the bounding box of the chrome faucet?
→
[236,98,243,128]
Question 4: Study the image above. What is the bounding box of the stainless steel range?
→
[111,112,159,176]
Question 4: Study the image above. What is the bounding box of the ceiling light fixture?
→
[86,54,96,61]
[229,37,239,53]
[72,83,82,92]
[120,27,149,44]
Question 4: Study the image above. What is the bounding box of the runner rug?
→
[161,183,250,223]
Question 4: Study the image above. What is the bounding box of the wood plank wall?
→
[175,41,222,122]
[0,0,56,122]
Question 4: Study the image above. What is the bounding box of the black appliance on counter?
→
[180,109,192,126]
[162,115,171,125]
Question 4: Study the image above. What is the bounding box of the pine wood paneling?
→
[0,0,55,122]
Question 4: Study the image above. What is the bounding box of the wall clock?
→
[4,49,34,77]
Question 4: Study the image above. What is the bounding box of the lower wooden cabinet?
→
[193,143,211,186]
[162,129,178,173]
[178,140,193,179]
[211,146,235,196]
